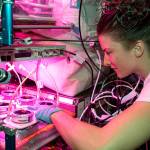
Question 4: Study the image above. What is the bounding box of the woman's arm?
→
[51,101,150,150]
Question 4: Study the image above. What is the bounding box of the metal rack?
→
[0,83,77,150]
[0,120,59,150]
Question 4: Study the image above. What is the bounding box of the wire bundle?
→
[79,73,142,127]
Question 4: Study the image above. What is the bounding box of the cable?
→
[19,63,42,104]
[98,100,111,116]
[94,92,117,108]
[40,64,60,105]
[7,67,36,116]
[85,60,94,86]
[80,94,114,121]
[72,52,94,86]
[78,0,100,71]
[65,50,94,87]
[6,62,23,96]
[80,73,140,123]
[103,99,117,108]
[100,74,133,92]
[79,104,89,120]
[120,76,140,104]
[79,48,102,121]
[111,84,134,100]
[36,59,42,101]
[29,38,99,43]
[90,49,102,103]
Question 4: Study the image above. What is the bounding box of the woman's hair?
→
[97,0,150,49]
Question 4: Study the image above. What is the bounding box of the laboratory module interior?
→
[0,0,147,150]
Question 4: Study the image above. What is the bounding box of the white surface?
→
[4,117,38,129]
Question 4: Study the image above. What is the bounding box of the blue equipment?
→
[0,0,14,46]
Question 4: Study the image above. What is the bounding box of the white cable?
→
[7,67,36,116]
[99,79,134,105]
[93,95,118,117]
[90,49,102,103]
[94,92,117,108]
[80,94,119,121]
[90,69,101,102]
[103,99,117,108]
[91,108,105,121]
[101,79,133,92]
[19,62,42,102]
[90,80,133,122]
[84,76,141,122]
[91,77,140,122]
[121,76,141,104]
[6,63,23,96]
[91,107,122,122]
[99,72,116,92]
[93,91,112,102]
[79,105,89,120]
[79,95,114,121]
[111,84,134,100]
[93,95,115,103]
[91,108,111,121]
[135,76,141,89]
[98,100,112,116]
[36,59,42,101]
[79,49,102,120]
[40,64,59,105]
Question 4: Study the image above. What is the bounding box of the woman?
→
[36,0,150,149]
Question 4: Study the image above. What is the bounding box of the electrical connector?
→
[21,37,32,45]
[15,32,32,45]
[6,62,14,71]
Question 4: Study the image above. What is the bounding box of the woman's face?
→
[99,34,136,78]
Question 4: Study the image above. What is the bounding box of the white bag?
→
[13,51,98,96]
